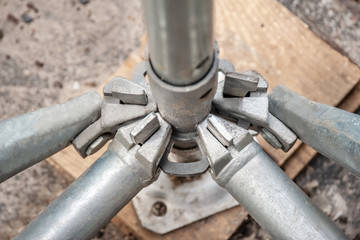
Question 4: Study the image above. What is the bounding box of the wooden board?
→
[215,0,360,169]
[47,0,360,239]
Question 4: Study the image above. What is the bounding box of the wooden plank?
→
[214,0,360,169]
[278,0,360,67]
[47,0,360,239]
[216,0,359,105]
[337,80,360,111]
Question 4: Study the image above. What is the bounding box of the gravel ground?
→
[0,0,359,239]
[0,0,143,239]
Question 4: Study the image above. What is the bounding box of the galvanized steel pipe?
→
[214,142,348,240]
[0,91,102,183]
[269,85,360,177]
[14,148,154,240]
[142,0,214,86]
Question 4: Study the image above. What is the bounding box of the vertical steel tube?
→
[0,91,102,183]
[14,148,154,240]
[142,0,214,86]
[215,142,348,240]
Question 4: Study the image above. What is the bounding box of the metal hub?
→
[69,57,298,234]
[146,43,219,133]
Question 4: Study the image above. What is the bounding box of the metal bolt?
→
[151,201,167,216]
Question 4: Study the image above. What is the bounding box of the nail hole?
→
[151,201,167,216]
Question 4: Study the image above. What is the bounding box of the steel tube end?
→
[142,0,214,86]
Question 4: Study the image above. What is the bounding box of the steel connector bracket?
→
[14,112,172,240]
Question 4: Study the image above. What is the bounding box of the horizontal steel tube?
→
[142,0,214,86]
[0,91,102,183]
[14,148,152,240]
[216,142,347,239]
[268,85,360,176]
